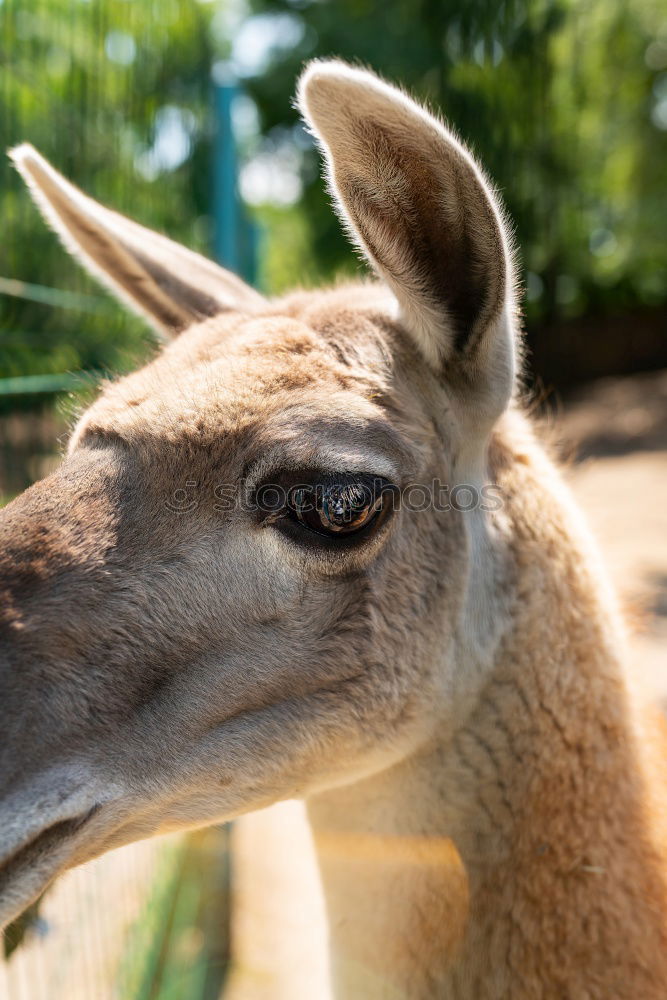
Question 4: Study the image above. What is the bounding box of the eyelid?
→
[254,470,395,499]
[243,452,401,495]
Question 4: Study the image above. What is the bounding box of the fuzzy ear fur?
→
[297,60,516,380]
[9,144,265,337]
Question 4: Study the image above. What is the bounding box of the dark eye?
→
[287,476,394,539]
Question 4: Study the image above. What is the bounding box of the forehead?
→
[74,288,426,479]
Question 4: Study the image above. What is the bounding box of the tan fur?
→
[1,61,666,998]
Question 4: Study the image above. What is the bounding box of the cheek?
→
[379,505,468,624]
[232,576,373,690]
[211,526,366,642]
[153,580,373,747]
[186,512,466,728]
[163,532,362,710]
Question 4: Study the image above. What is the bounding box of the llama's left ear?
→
[9,144,265,338]
[298,61,516,400]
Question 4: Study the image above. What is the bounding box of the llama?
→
[1,60,666,998]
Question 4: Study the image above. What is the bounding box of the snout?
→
[0,451,122,785]
[0,443,235,927]
[0,764,116,930]
[0,452,132,926]
[0,765,102,865]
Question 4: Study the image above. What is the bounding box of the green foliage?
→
[0,0,219,396]
[116,829,231,1000]
[1,0,666,399]
[244,0,667,324]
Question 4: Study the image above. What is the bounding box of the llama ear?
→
[9,144,265,338]
[298,61,515,377]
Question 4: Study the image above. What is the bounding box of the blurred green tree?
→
[0,0,219,401]
[1,0,666,395]
[239,0,667,381]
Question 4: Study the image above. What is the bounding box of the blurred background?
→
[2,0,667,497]
[1,0,666,997]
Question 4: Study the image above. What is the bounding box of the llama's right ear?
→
[9,144,265,338]
[298,61,516,394]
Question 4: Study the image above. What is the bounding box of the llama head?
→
[0,60,517,927]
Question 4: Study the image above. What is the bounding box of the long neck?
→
[307,414,667,999]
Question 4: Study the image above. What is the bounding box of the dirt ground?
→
[545,368,667,703]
